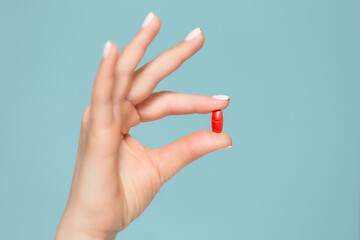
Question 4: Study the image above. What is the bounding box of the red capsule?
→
[212,110,223,133]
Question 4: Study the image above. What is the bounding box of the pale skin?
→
[55,12,232,240]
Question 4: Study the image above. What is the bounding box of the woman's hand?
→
[55,12,232,240]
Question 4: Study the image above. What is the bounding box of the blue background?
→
[0,0,359,239]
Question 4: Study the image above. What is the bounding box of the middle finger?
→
[127,28,205,105]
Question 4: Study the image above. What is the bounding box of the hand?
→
[55,12,232,240]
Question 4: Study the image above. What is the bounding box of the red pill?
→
[212,110,223,133]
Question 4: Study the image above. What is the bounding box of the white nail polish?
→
[142,12,155,28]
[185,27,202,41]
[219,145,232,150]
[102,41,112,58]
[212,95,230,101]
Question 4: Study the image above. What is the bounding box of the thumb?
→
[148,130,232,183]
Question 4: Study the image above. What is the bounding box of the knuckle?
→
[82,105,91,123]
[159,90,173,95]
[184,139,198,161]
[90,92,99,103]
[116,63,133,79]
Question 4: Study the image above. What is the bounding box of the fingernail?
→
[219,145,232,150]
[212,95,230,101]
[102,41,112,58]
[185,27,202,41]
[142,12,155,28]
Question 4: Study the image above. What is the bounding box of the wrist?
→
[55,212,117,240]
[55,228,116,240]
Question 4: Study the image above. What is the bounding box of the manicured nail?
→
[219,145,232,150]
[212,95,230,101]
[142,12,155,28]
[102,41,112,58]
[185,27,202,41]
